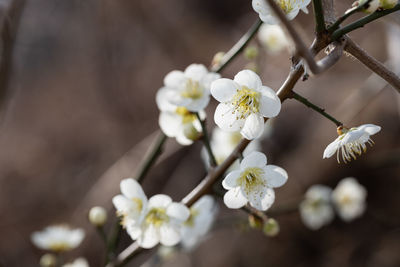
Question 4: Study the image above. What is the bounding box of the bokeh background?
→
[0,0,399,266]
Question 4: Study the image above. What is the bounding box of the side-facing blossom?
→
[252,0,311,25]
[323,124,381,163]
[113,178,190,249]
[222,151,288,211]
[157,64,220,112]
[180,195,218,250]
[62,258,89,267]
[258,24,289,54]
[31,225,85,252]
[299,185,334,230]
[211,70,281,140]
[358,0,380,13]
[332,178,367,221]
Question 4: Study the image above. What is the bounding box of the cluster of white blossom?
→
[252,0,311,24]
[113,178,217,249]
[300,177,367,230]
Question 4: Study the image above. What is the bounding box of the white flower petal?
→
[240,151,267,169]
[222,170,241,189]
[159,224,181,246]
[286,9,300,20]
[184,64,208,81]
[164,70,185,88]
[223,187,248,209]
[323,137,341,158]
[138,225,159,249]
[120,178,146,200]
[185,94,210,112]
[156,87,178,112]
[233,69,262,90]
[301,6,309,14]
[148,194,172,209]
[258,86,281,118]
[210,79,240,103]
[248,187,275,211]
[240,113,265,140]
[358,124,381,136]
[175,132,194,146]
[126,224,142,240]
[166,203,190,222]
[159,111,182,138]
[214,103,244,132]
[263,165,288,188]
[201,72,221,89]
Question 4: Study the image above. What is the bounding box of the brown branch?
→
[344,38,400,93]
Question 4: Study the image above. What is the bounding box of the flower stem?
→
[290,91,343,127]
[196,113,217,167]
[212,18,263,73]
[330,4,400,41]
[312,0,326,34]
[105,221,122,264]
[136,132,167,184]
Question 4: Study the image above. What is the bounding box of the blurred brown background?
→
[0,0,399,266]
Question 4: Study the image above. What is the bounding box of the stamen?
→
[230,86,260,120]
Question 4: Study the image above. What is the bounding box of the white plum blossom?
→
[202,127,262,169]
[323,124,381,163]
[31,225,85,252]
[300,185,334,230]
[181,195,218,250]
[222,151,288,211]
[252,0,311,25]
[211,70,281,140]
[258,24,289,54]
[332,178,367,221]
[62,258,89,267]
[113,178,190,249]
[157,64,220,112]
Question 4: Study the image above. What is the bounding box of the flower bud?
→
[211,51,225,67]
[244,46,259,60]
[356,0,380,13]
[248,215,263,229]
[40,254,57,267]
[263,218,280,237]
[88,206,107,226]
[379,0,397,9]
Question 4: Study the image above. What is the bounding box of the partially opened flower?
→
[62,258,89,267]
[132,195,190,248]
[323,124,381,163]
[211,70,281,140]
[299,185,334,230]
[332,178,367,221]
[112,178,148,230]
[258,24,289,54]
[252,0,311,25]
[222,151,288,211]
[357,0,380,13]
[157,64,220,112]
[181,195,218,250]
[31,225,85,252]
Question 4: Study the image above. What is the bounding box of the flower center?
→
[175,107,197,124]
[237,167,265,195]
[49,242,71,252]
[230,86,260,120]
[145,207,169,227]
[338,195,352,205]
[277,0,294,13]
[229,132,242,146]
[184,208,199,227]
[181,79,203,100]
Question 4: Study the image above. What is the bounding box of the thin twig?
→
[331,3,400,40]
[290,91,343,126]
[196,113,217,167]
[345,38,400,93]
[211,19,263,73]
[312,0,326,34]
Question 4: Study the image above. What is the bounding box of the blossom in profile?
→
[157,64,220,112]
[252,0,311,25]
[299,185,334,230]
[323,124,381,163]
[332,178,367,221]
[258,24,289,54]
[181,195,218,250]
[31,225,85,252]
[222,151,288,211]
[62,258,89,267]
[211,70,281,140]
[202,127,262,169]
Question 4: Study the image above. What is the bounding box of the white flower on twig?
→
[252,0,311,25]
[31,225,85,252]
[323,124,381,163]
[222,151,288,211]
[300,185,334,230]
[211,70,281,140]
[332,178,367,221]
[258,24,289,54]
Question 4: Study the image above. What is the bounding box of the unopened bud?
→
[89,206,107,226]
[212,52,225,67]
[379,0,397,9]
[40,254,57,267]
[248,215,263,229]
[356,0,380,13]
[263,218,280,237]
[244,46,259,60]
